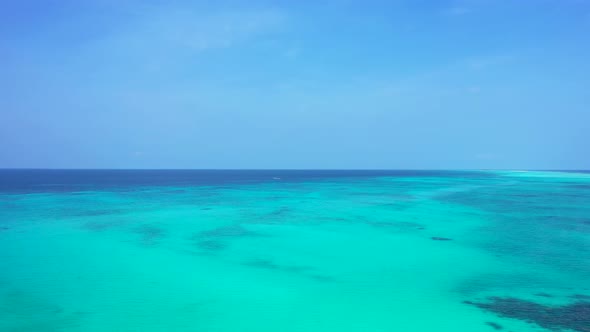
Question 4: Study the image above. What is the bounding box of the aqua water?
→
[0,170,588,331]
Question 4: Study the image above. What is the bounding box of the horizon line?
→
[1,168,589,172]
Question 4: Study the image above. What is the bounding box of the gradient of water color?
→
[0,170,589,332]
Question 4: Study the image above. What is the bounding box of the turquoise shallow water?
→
[0,170,589,331]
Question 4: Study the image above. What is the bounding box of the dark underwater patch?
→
[454,273,552,296]
[431,237,452,241]
[244,258,281,270]
[72,208,126,217]
[192,224,263,252]
[242,206,293,225]
[485,321,503,330]
[243,258,333,282]
[243,258,310,273]
[465,297,590,332]
[267,206,291,217]
[199,224,259,238]
[82,220,122,232]
[194,239,227,251]
[0,290,87,331]
[134,225,166,246]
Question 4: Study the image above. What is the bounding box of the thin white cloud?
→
[464,54,516,70]
[159,9,285,52]
[79,6,287,66]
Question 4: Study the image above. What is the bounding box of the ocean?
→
[0,170,589,331]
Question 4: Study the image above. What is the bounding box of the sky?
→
[1,0,589,169]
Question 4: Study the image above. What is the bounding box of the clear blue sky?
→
[1,0,589,169]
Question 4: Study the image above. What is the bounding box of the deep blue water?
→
[0,169,496,193]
